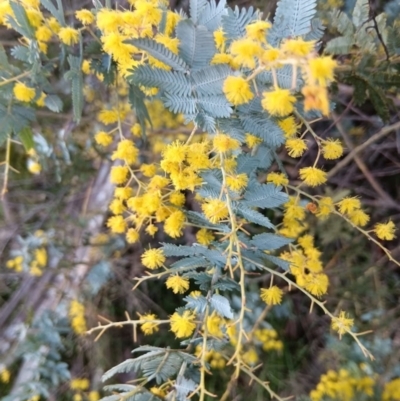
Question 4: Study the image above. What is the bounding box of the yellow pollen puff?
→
[262,88,296,117]
[213,133,241,152]
[317,197,334,218]
[70,378,90,390]
[166,274,190,294]
[75,9,95,25]
[164,210,185,238]
[141,248,166,269]
[14,82,35,102]
[245,133,262,148]
[309,56,337,86]
[374,220,396,241]
[196,228,215,245]
[140,163,157,177]
[58,27,80,46]
[106,215,126,233]
[169,191,185,207]
[201,199,229,223]
[223,75,254,106]
[170,310,196,338]
[245,20,271,42]
[337,197,361,214]
[131,123,142,137]
[302,85,330,116]
[68,300,87,334]
[98,109,120,124]
[230,38,263,68]
[285,138,308,157]
[260,286,283,305]
[278,116,299,138]
[95,131,113,147]
[96,9,122,33]
[206,311,224,338]
[126,228,140,244]
[145,224,158,236]
[110,165,130,184]
[266,172,289,186]
[35,25,52,42]
[331,310,354,338]
[281,38,315,56]
[322,138,344,160]
[348,209,370,227]
[213,28,225,51]
[299,167,327,187]
[138,312,159,335]
[111,140,139,164]
[226,173,248,191]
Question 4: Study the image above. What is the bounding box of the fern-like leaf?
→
[239,114,285,148]
[198,95,232,118]
[130,38,189,72]
[163,93,197,114]
[243,184,288,209]
[352,0,369,28]
[250,233,292,251]
[221,6,258,42]
[198,0,227,31]
[129,65,191,97]
[176,20,215,70]
[191,64,231,96]
[236,204,274,228]
[270,0,317,43]
[189,0,207,24]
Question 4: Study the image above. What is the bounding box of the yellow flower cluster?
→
[195,346,226,369]
[254,328,283,352]
[0,368,10,383]
[337,196,370,227]
[281,234,329,296]
[6,255,24,272]
[138,312,159,335]
[310,368,375,401]
[170,310,196,338]
[69,300,87,335]
[29,247,47,276]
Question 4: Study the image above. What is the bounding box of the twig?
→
[327,120,400,178]
[331,113,399,209]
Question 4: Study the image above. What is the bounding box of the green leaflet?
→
[191,65,231,96]
[221,6,259,43]
[183,293,208,313]
[102,349,196,385]
[210,294,233,318]
[129,66,191,97]
[198,0,227,31]
[64,55,83,123]
[352,0,369,28]
[236,205,274,229]
[239,114,285,148]
[18,126,34,151]
[243,183,288,209]
[250,233,293,251]
[8,1,35,39]
[171,256,211,272]
[330,9,354,37]
[176,20,216,70]
[128,84,152,136]
[40,0,66,26]
[130,38,189,72]
[189,0,207,24]
[269,0,317,44]
[0,103,36,139]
